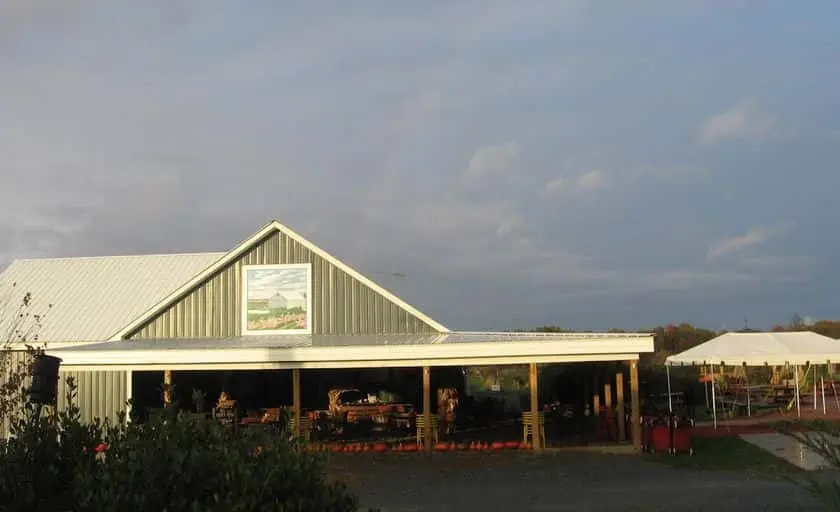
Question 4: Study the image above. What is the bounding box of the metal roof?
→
[59,331,653,350]
[47,332,655,370]
[0,253,225,343]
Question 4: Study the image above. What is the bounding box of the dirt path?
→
[327,452,826,512]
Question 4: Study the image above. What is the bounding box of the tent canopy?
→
[665,331,840,367]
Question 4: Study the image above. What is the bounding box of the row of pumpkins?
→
[302,440,533,453]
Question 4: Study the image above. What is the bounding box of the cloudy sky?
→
[1,1,839,331]
[247,267,307,300]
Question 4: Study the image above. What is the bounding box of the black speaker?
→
[29,354,61,405]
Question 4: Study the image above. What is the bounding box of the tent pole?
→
[703,366,709,408]
[710,364,717,430]
[745,365,751,417]
[833,380,840,412]
[794,365,801,418]
[822,364,827,416]
[666,364,673,414]
[813,365,817,410]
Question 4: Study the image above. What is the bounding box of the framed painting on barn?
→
[241,263,312,335]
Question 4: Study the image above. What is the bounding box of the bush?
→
[0,379,366,511]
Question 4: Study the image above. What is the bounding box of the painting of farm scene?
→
[244,266,309,332]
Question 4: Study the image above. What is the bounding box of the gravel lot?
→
[327,451,827,512]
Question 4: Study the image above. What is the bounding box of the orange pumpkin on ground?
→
[505,441,520,449]
[491,441,505,450]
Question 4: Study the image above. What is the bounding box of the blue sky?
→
[1,1,839,331]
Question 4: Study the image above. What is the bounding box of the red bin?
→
[650,425,671,453]
[671,419,694,455]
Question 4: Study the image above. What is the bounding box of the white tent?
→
[665,331,840,367]
[664,332,840,428]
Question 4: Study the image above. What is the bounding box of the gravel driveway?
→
[327,451,827,512]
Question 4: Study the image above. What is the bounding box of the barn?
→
[0,220,654,450]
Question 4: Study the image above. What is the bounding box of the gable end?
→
[118,222,446,339]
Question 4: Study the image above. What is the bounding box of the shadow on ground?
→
[327,451,828,512]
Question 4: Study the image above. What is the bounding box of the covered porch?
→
[48,332,654,452]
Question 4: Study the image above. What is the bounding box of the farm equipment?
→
[312,388,415,435]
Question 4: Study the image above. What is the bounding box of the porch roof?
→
[46,332,654,371]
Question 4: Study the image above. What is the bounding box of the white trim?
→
[48,336,654,368]
[109,220,448,340]
[3,341,103,351]
[125,370,133,423]
[240,263,312,336]
[50,354,641,372]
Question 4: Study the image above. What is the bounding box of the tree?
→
[0,282,52,431]
[790,313,806,330]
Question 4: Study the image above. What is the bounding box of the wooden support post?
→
[423,366,432,452]
[616,372,625,441]
[292,368,301,438]
[604,383,612,410]
[529,362,542,452]
[593,394,601,415]
[163,370,172,405]
[583,379,591,414]
[630,360,641,452]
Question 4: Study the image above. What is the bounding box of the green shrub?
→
[0,379,106,511]
[0,379,365,512]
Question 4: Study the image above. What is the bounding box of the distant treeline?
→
[522,317,840,369]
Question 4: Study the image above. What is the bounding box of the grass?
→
[648,436,802,475]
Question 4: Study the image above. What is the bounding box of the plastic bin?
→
[651,424,671,453]
[669,416,694,455]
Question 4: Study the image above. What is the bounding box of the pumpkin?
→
[505,441,520,449]
[435,442,449,452]
[491,441,505,450]
[404,444,417,452]
[373,443,389,453]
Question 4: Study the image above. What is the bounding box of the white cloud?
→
[541,177,565,197]
[463,142,521,182]
[576,169,610,190]
[706,223,791,261]
[698,98,776,145]
[541,169,610,198]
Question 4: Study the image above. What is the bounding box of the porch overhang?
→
[47,332,655,371]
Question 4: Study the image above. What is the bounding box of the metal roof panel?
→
[0,253,225,342]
